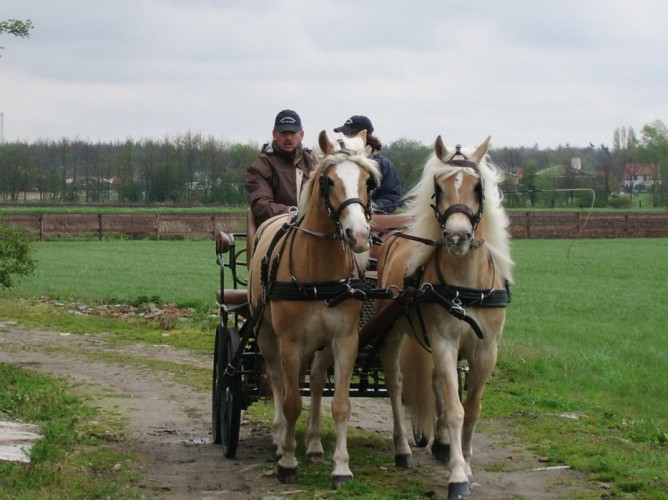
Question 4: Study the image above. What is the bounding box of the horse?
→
[375,135,514,499]
[247,130,381,488]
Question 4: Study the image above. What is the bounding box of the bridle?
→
[318,148,376,232]
[430,145,485,232]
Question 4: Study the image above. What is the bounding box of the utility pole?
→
[0,112,4,144]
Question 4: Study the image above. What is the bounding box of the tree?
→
[0,19,33,54]
[0,217,36,289]
[638,120,668,206]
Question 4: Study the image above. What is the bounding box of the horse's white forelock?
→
[404,146,514,282]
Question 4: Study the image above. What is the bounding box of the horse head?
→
[431,136,490,256]
[300,130,380,253]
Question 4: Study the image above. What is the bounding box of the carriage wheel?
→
[212,324,225,444]
[218,327,242,458]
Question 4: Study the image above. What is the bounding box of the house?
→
[622,163,661,192]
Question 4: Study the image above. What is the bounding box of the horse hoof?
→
[414,433,429,448]
[431,441,451,463]
[331,474,353,489]
[276,464,298,484]
[395,454,414,468]
[306,451,324,464]
[448,481,471,499]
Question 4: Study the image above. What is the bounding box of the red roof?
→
[623,163,659,181]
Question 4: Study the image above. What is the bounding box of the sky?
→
[1,0,667,150]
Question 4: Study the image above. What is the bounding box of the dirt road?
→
[0,324,601,499]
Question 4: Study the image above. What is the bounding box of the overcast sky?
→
[1,0,667,150]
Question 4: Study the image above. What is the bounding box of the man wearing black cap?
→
[334,115,401,213]
[245,109,315,226]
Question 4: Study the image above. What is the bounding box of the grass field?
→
[1,237,667,497]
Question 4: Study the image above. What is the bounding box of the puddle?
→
[0,421,42,463]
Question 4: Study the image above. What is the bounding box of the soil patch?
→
[0,324,602,499]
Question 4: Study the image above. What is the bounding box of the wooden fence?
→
[5,211,668,240]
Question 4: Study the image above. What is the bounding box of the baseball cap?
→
[274,109,303,132]
[334,115,374,135]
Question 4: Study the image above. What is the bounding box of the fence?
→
[5,214,246,240]
[5,211,668,240]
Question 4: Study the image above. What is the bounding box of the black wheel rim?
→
[220,328,241,458]
[211,324,225,445]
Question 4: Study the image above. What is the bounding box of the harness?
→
[259,149,378,308]
[223,151,378,381]
[364,146,511,350]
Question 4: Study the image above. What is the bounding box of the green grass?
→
[0,364,137,499]
[3,240,224,310]
[1,237,667,497]
[490,238,668,496]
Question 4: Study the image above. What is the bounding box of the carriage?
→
[211,131,513,498]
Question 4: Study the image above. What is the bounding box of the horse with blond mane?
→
[247,130,380,488]
[375,135,513,499]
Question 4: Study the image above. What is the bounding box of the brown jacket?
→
[245,142,315,226]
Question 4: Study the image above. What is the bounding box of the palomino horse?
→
[376,136,514,499]
[247,130,380,488]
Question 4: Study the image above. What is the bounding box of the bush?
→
[0,217,36,288]
[608,196,633,209]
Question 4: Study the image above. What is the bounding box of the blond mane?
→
[404,143,514,282]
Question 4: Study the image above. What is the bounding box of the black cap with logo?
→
[274,109,303,132]
[334,115,374,135]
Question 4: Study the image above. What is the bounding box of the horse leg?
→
[380,330,413,468]
[257,329,287,461]
[329,332,358,489]
[275,338,303,484]
[431,341,471,499]
[431,369,452,464]
[305,349,332,464]
[461,347,497,478]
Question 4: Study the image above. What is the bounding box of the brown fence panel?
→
[6,212,668,240]
[101,214,157,238]
[507,212,668,239]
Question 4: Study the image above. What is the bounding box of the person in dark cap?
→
[245,109,316,226]
[334,115,401,213]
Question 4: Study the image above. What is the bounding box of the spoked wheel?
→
[212,324,225,444]
[212,324,242,457]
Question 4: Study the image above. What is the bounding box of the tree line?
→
[0,121,666,209]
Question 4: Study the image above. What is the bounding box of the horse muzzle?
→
[444,230,473,256]
[345,225,372,253]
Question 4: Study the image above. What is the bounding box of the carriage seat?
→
[215,229,249,306]
[366,213,412,278]
[369,213,412,259]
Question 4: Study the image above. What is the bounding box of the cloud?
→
[1,0,667,148]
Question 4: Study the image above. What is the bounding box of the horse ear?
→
[434,135,449,161]
[472,136,491,163]
[318,130,334,156]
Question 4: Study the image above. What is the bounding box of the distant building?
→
[622,163,661,192]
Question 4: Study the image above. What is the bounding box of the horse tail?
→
[400,335,435,440]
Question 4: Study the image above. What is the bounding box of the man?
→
[245,109,316,226]
[334,115,401,213]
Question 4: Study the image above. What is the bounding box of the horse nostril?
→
[445,231,472,246]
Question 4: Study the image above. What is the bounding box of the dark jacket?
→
[245,142,315,226]
[372,154,402,213]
